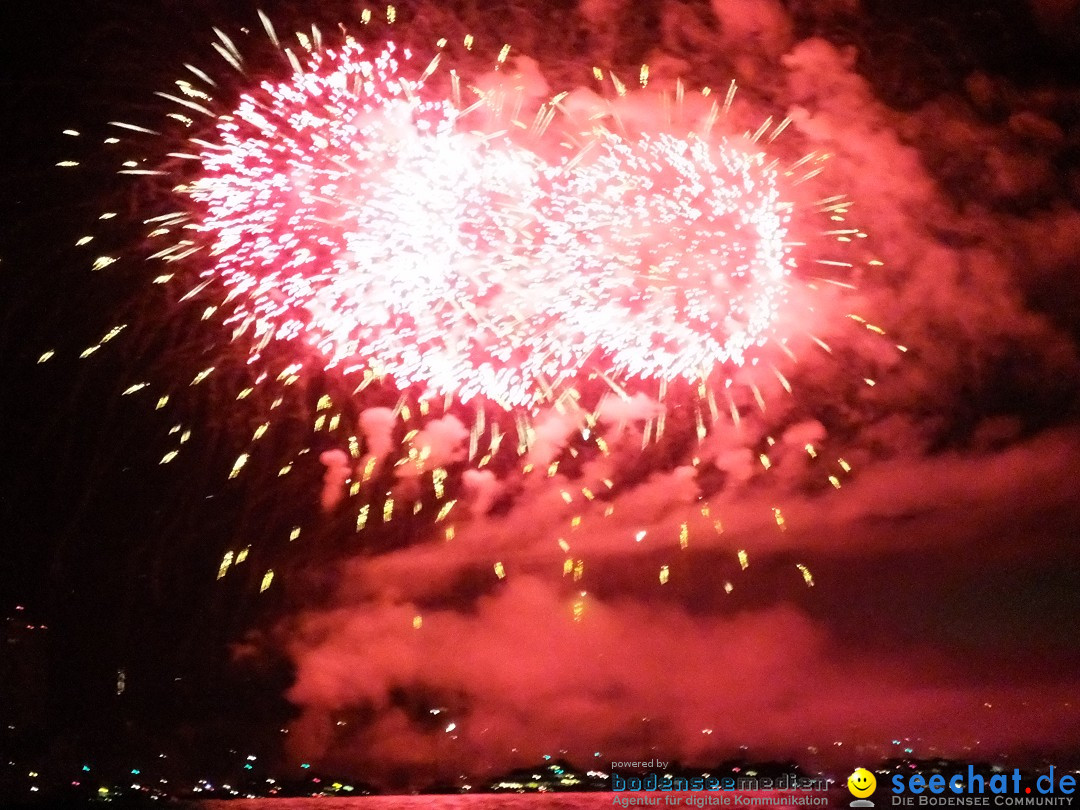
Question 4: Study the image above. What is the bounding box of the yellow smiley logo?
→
[848,768,877,798]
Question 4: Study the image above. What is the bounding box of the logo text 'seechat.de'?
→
[847,766,1077,808]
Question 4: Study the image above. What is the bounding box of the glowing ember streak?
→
[188,41,794,408]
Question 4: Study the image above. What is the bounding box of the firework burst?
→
[185,37,795,409]
[55,8,895,595]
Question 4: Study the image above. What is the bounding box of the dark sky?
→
[2,0,1080,795]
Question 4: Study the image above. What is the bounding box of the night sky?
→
[2,0,1080,800]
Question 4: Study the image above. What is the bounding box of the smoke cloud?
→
[268,0,1080,786]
